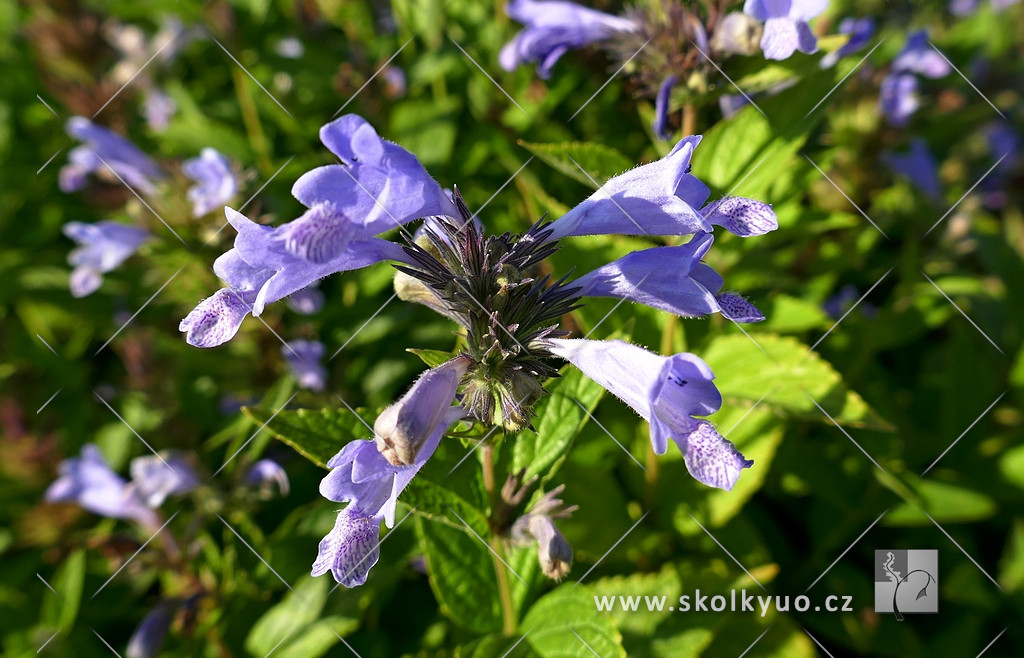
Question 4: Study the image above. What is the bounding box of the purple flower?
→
[653,75,678,141]
[822,284,876,320]
[548,136,777,240]
[286,282,325,315]
[45,444,158,525]
[546,339,752,490]
[179,207,409,347]
[980,122,1020,208]
[821,17,875,68]
[244,459,290,496]
[63,221,150,297]
[183,148,238,218]
[879,73,919,127]
[879,30,950,126]
[882,138,942,201]
[282,339,328,392]
[290,114,458,263]
[312,406,465,586]
[719,94,750,118]
[572,232,764,322]
[952,0,1020,15]
[59,117,164,194]
[126,600,176,658]
[373,356,471,465]
[743,0,827,60]
[129,453,200,507]
[142,89,176,132]
[891,31,950,78]
[383,65,407,98]
[499,0,637,78]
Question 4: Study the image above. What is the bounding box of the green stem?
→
[231,66,273,176]
[482,443,517,634]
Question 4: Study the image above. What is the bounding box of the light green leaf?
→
[513,365,606,480]
[242,406,372,468]
[416,517,504,633]
[407,348,456,368]
[518,140,632,188]
[520,585,627,657]
[702,333,890,430]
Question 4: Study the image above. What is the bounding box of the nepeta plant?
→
[181,113,777,588]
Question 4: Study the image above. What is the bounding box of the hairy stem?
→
[482,442,517,634]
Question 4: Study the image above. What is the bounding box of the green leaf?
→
[403,477,489,534]
[245,575,352,658]
[40,549,85,633]
[416,517,504,633]
[702,333,890,430]
[689,64,848,199]
[512,364,607,480]
[242,406,373,468]
[407,348,456,368]
[884,478,998,526]
[518,140,632,189]
[520,585,627,657]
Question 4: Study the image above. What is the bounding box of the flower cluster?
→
[879,30,951,126]
[59,117,237,297]
[44,444,197,527]
[499,0,841,138]
[179,113,776,586]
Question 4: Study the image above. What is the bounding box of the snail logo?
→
[873,549,939,619]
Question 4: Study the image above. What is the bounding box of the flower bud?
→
[529,515,573,580]
[244,459,290,497]
[126,600,177,658]
[374,356,471,465]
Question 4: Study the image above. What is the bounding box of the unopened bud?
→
[374,356,471,465]
[529,515,573,580]
[244,459,290,497]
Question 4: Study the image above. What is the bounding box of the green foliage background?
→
[1,0,1022,656]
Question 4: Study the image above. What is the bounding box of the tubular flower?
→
[546,338,753,490]
[63,221,150,297]
[499,0,638,79]
[60,117,164,194]
[313,407,466,586]
[743,0,827,60]
[45,444,159,526]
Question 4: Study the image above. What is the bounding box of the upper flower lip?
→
[499,0,639,78]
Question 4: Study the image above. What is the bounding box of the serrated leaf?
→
[513,365,606,480]
[403,477,489,534]
[417,517,504,633]
[518,140,632,188]
[242,406,372,468]
[520,585,627,657]
[702,333,890,430]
